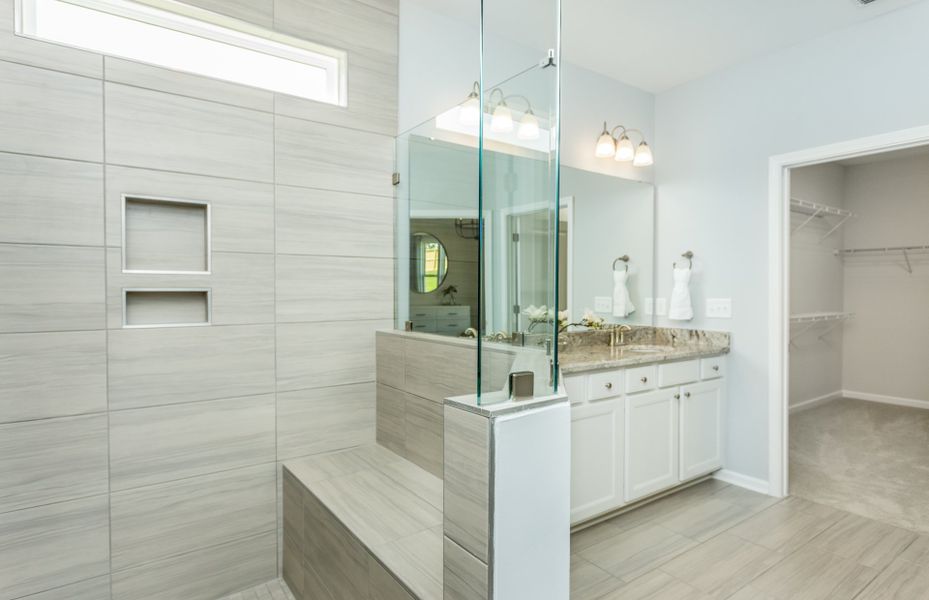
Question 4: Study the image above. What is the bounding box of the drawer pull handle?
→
[684,392,691,398]
[674,393,681,400]
[712,365,720,372]
[605,382,613,390]
[640,377,648,383]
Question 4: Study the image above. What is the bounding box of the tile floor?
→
[219,579,296,600]
[571,479,929,599]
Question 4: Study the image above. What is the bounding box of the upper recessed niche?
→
[123,196,210,274]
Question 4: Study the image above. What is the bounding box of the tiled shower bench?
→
[282,445,443,600]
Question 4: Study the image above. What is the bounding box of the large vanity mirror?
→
[398,135,655,338]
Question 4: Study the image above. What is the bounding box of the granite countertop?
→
[558,327,730,374]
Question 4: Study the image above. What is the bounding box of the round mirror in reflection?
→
[410,232,449,294]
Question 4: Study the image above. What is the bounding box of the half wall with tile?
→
[0,0,397,597]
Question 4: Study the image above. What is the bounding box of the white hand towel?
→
[612,270,636,318]
[668,266,693,321]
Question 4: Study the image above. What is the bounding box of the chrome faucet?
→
[610,324,634,347]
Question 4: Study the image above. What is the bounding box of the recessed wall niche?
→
[123,289,211,328]
[122,195,210,273]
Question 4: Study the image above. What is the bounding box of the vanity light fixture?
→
[594,122,654,167]
[456,82,541,141]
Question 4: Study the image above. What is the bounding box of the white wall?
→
[654,1,929,481]
[842,153,929,402]
[398,0,655,182]
[789,164,846,406]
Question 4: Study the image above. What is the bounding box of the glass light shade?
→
[517,111,540,140]
[633,142,654,167]
[614,135,636,162]
[595,132,616,158]
[459,94,481,127]
[490,103,514,133]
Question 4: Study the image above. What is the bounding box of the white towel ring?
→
[613,255,630,272]
[674,251,694,270]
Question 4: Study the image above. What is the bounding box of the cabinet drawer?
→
[409,306,437,319]
[658,360,700,388]
[700,357,726,380]
[563,374,588,404]
[589,370,623,401]
[410,322,433,333]
[435,318,469,335]
[625,365,656,394]
[437,306,470,318]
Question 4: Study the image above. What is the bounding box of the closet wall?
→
[790,151,929,408]
[789,164,846,407]
[842,152,929,404]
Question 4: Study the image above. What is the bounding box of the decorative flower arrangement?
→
[441,285,459,305]
[523,306,605,333]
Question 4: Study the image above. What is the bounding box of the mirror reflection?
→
[410,232,449,294]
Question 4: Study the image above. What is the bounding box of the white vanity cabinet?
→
[567,355,727,524]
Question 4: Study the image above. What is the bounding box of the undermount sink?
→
[621,344,671,354]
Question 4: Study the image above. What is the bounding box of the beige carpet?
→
[790,397,929,533]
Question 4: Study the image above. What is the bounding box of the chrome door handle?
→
[605,382,613,390]
[674,393,681,400]
[684,392,691,398]
[640,377,648,383]
[712,365,720,372]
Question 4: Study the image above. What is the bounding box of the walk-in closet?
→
[788,146,929,532]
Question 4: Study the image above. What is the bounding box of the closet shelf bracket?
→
[789,312,854,346]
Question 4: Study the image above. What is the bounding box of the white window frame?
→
[14,0,348,106]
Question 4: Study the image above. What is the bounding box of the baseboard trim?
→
[842,389,929,411]
[789,390,843,413]
[713,469,772,496]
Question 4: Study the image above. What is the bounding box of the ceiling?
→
[426,0,927,93]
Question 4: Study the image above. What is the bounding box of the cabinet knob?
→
[674,393,681,400]
[640,376,648,383]
[712,365,720,372]
[684,392,691,398]
[605,382,613,390]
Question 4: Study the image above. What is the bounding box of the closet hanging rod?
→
[838,244,929,255]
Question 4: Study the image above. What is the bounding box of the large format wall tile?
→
[376,332,405,390]
[376,384,406,457]
[180,0,274,28]
[0,495,109,600]
[105,83,273,182]
[275,185,394,257]
[275,115,393,197]
[0,6,102,78]
[403,337,477,402]
[111,531,277,600]
[104,57,274,113]
[0,244,105,333]
[273,0,398,136]
[276,319,390,392]
[105,250,275,328]
[105,166,274,254]
[0,331,106,423]
[0,154,103,246]
[0,61,103,161]
[444,406,490,563]
[110,463,276,570]
[276,255,393,323]
[277,382,375,460]
[444,536,489,600]
[109,394,275,490]
[107,324,275,409]
[0,414,108,513]
[404,393,443,478]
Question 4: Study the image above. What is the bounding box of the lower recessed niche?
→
[123,196,210,273]
[124,290,211,328]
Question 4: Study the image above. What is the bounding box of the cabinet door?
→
[571,399,624,523]
[680,380,724,481]
[624,390,679,503]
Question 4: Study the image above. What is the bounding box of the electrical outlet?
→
[706,298,733,318]
[655,298,668,316]
[644,298,654,316]
[594,296,612,313]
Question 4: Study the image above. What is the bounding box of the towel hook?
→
[674,251,694,270]
[612,255,630,272]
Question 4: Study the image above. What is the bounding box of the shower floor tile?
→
[218,578,296,600]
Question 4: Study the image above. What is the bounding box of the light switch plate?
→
[706,298,733,318]
[655,298,667,316]
[644,298,654,316]
[594,296,612,313]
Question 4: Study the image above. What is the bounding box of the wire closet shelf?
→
[836,245,929,274]
[789,312,854,345]
[790,197,856,241]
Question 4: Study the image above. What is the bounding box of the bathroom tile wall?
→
[0,0,397,598]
